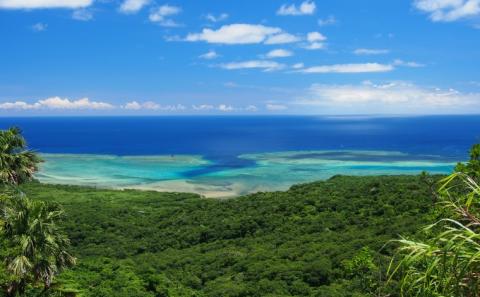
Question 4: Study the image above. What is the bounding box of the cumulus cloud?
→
[299,63,394,74]
[414,0,480,22]
[0,97,113,110]
[277,0,316,16]
[353,48,390,55]
[123,101,142,110]
[307,32,326,42]
[295,81,480,114]
[265,49,293,58]
[72,8,93,21]
[301,32,327,50]
[220,60,285,71]
[185,24,298,45]
[119,0,150,14]
[0,0,93,9]
[31,22,47,31]
[218,104,234,112]
[149,4,181,27]
[205,13,228,22]
[0,101,39,110]
[0,99,266,113]
[199,50,219,59]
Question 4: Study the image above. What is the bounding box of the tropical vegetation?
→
[0,127,74,296]
[0,127,41,186]
[389,144,480,296]
[18,174,437,296]
[1,126,479,296]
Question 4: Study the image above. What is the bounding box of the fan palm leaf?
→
[0,127,42,185]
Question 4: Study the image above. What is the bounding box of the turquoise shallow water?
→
[37,151,456,198]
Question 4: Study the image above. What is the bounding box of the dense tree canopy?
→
[18,175,438,296]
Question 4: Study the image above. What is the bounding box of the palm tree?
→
[0,191,76,296]
[0,127,42,185]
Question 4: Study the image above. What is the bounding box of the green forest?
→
[18,175,436,296]
[1,127,480,296]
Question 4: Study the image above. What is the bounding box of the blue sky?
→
[0,0,480,115]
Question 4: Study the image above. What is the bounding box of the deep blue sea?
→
[1,115,479,197]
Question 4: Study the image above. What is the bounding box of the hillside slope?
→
[22,175,437,296]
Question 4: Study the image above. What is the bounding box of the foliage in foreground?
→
[390,145,480,297]
[0,127,41,186]
[0,191,76,296]
[19,175,438,296]
[0,127,74,296]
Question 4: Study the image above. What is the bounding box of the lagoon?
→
[1,115,478,197]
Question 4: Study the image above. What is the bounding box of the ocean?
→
[1,115,479,197]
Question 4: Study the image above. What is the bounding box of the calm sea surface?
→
[1,116,479,197]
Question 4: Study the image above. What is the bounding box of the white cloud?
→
[186,24,296,45]
[124,101,142,110]
[318,15,337,26]
[307,32,326,42]
[303,42,326,50]
[149,4,181,27]
[192,104,214,111]
[301,32,327,50]
[0,97,113,110]
[124,101,186,111]
[264,32,300,44]
[295,81,480,114]
[354,48,390,55]
[265,49,293,58]
[192,104,257,112]
[199,50,219,60]
[292,63,304,69]
[299,63,394,73]
[205,13,228,22]
[31,22,47,31]
[266,103,288,111]
[220,60,285,71]
[0,0,92,9]
[218,104,234,112]
[393,59,425,67]
[39,97,113,109]
[72,8,93,21]
[277,0,316,16]
[245,105,258,112]
[0,101,39,110]
[164,104,186,111]
[414,0,480,22]
[119,0,150,14]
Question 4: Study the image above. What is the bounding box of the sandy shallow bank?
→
[35,150,457,198]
